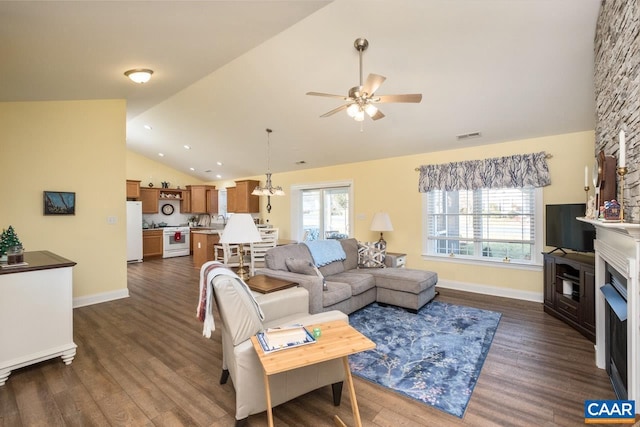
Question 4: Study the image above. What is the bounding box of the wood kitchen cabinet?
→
[143,230,163,258]
[187,185,218,214]
[126,180,141,199]
[140,188,159,213]
[192,231,220,269]
[228,180,259,213]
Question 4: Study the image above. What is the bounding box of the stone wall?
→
[594,0,640,221]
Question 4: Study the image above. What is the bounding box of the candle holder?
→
[584,185,589,205]
[617,166,628,221]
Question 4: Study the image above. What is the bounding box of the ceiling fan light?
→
[354,110,365,122]
[346,104,359,117]
[365,104,378,116]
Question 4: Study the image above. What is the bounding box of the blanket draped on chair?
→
[197,261,264,338]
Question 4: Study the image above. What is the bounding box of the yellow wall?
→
[216,130,595,297]
[126,150,205,189]
[0,100,127,300]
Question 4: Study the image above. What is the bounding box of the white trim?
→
[290,180,354,242]
[422,254,543,271]
[436,278,543,303]
[73,288,129,308]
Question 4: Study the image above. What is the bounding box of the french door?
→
[300,186,350,241]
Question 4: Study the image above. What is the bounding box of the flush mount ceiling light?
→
[252,128,285,213]
[124,68,154,84]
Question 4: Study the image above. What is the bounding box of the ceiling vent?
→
[456,132,482,140]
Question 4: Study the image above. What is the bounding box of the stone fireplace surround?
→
[580,218,640,411]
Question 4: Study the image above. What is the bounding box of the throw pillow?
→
[357,241,386,268]
[285,258,328,291]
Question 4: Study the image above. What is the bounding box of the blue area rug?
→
[348,301,501,418]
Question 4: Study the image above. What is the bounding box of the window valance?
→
[418,152,550,192]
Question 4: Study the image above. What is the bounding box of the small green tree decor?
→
[0,226,23,262]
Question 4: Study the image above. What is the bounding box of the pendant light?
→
[252,128,285,213]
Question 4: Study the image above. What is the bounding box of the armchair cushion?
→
[212,275,264,346]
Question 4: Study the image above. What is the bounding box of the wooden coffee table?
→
[250,320,376,427]
[245,274,297,293]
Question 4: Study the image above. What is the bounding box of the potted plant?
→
[0,226,23,264]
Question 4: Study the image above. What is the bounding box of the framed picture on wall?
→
[43,191,76,215]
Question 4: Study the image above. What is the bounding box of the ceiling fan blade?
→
[371,109,385,121]
[319,104,349,118]
[375,94,423,103]
[306,91,349,100]
[361,73,386,96]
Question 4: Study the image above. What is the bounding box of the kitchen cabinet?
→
[226,187,237,213]
[192,230,220,269]
[187,185,218,214]
[126,180,141,199]
[140,188,159,213]
[143,230,163,258]
[228,180,259,213]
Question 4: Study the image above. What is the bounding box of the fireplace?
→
[604,265,627,399]
[578,218,640,414]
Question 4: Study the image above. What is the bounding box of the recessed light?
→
[216,161,223,166]
[189,167,195,171]
[216,174,222,179]
[158,153,164,157]
[184,145,191,150]
[143,124,152,130]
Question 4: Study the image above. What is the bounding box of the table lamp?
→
[219,214,262,280]
[370,212,393,249]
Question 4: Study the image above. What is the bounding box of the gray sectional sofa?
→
[256,238,438,314]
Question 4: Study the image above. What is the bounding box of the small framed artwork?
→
[43,191,76,215]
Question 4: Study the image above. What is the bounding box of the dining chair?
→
[250,230,278,276]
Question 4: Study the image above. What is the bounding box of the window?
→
[424,187,542,265]
[290,181,353,242]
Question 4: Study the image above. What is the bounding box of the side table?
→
[246,274,298,293]
[251,320,375,427]
[386,252,406,268]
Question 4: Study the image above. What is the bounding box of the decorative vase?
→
[7,245,24,265]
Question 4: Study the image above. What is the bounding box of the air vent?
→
[295,160,307,165]
[204,169,212,173]
[456,132,482,140]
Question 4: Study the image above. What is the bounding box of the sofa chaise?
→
[256,238,438,314]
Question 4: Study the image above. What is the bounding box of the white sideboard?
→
[0,251,77,386]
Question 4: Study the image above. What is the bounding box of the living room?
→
[1,0,636,425]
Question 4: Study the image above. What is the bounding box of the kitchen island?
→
[192,229,221,269]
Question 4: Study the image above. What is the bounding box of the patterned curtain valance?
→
[418,152,551,192]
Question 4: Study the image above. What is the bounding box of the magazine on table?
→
[256,324,316,353]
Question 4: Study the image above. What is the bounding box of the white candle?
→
[584,165,588,187]
[619,130,626,167]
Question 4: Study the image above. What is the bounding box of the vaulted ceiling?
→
[0,0,601,181]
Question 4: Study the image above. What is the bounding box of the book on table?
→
[256,324,316,353]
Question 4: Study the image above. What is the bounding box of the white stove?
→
[162,226,190,258]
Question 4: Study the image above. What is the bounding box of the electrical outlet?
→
[107,216,117,224]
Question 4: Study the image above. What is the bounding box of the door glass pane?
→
[324,188,349,239]
[302,189,321,241]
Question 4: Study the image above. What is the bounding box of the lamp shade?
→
[219,214,262,244]
[370,212,393,232]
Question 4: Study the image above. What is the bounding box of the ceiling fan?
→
[307,38,422,121]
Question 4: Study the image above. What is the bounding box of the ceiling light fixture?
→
[184,145,191,150]
[158,153,164,157]
[216,161,223,166]
[143,124,152,130]
[124,68,154,84]
[252,128,285,213]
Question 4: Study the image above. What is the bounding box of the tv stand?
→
[543,252,595,342]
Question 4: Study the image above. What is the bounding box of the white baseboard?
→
[436,279,543,303]
[73,288,129,308]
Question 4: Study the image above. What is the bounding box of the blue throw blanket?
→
[304,240,346,267]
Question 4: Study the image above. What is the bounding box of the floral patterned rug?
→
[348,301,501,418]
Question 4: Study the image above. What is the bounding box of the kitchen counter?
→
[191,229,221,235]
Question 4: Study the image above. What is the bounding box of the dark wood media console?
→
[543,251,596,342]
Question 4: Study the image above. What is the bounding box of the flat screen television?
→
[545,203,595,253]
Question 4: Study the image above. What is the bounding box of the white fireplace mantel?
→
[578,217,640,409]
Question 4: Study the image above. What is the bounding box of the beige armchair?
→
[211,274,348,426]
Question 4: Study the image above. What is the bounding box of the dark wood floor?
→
[0,256,617,426]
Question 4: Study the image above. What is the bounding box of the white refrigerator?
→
[126,201,143,262]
